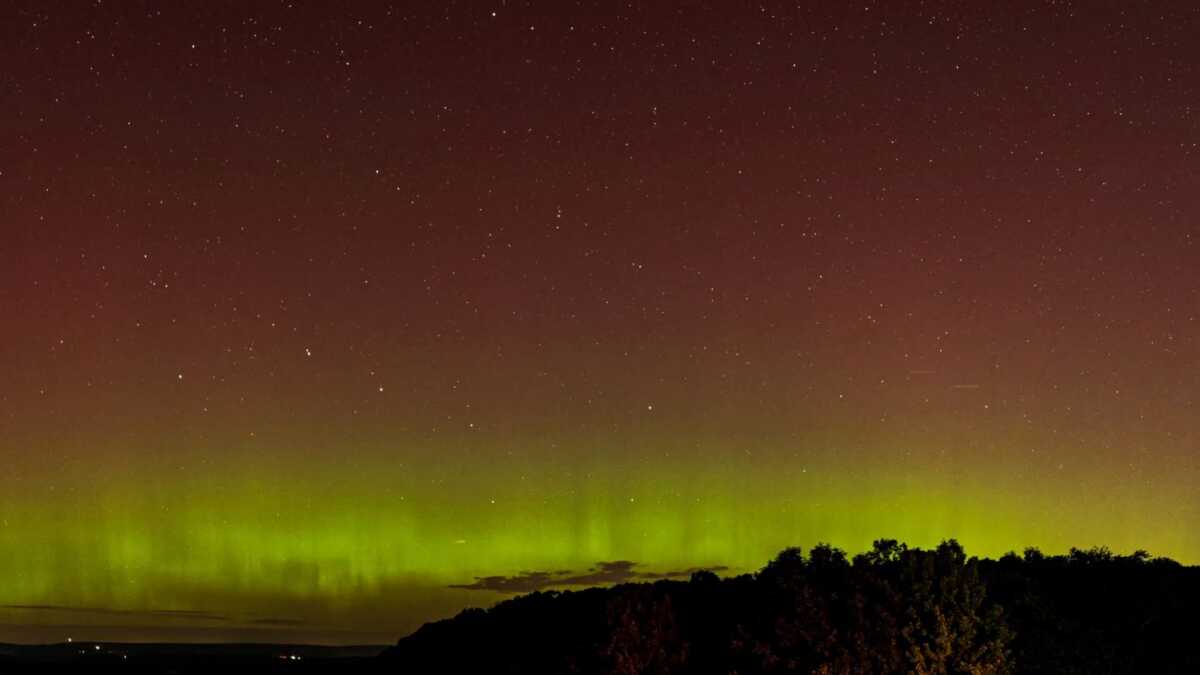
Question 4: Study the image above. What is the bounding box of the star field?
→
[1,1,1198,643]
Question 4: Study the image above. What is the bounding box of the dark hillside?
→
[382,541,1200,674]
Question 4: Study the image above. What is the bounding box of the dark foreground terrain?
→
[0,642,383,674]
[4,541,1197,674]
[386,541,1200,674]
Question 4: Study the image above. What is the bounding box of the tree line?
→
[382,540,1198,674]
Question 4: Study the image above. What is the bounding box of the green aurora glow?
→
[4,0,1199,645]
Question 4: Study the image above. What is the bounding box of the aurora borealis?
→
[3,1,1198,644]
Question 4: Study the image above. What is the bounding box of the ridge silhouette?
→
[383,540,1198,674]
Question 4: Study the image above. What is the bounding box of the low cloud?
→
[1,605,315,629]
[0,604,230,622]
[450,561,730,592]
[248,617,308,626]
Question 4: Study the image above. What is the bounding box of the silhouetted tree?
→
[600,584,687,675]
[380,540,1198,674]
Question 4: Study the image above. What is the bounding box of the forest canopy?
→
[384,540,1197,674]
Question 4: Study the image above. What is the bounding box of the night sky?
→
[3,1,1198,644]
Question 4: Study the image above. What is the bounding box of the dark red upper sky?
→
[2,0,1197,643]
